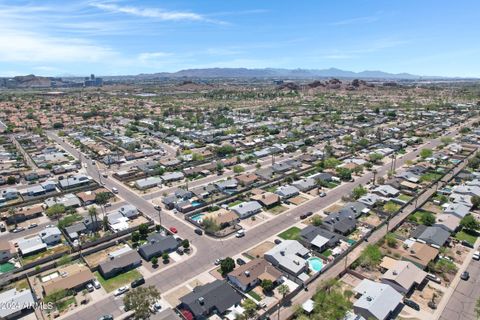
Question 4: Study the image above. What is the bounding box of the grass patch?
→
[320,249,332,258]
[324,182,339,189]
[420,173,442,183]
[94,269,142,292]
[249,290,262,301]
[22,244,69,265]
[397,194,413,202]
[267,204,288,215]
[278,226,301,240]
[455,230,478,245]
[58,213,83,228]
[57,297,76,312]
[228,200,243,208]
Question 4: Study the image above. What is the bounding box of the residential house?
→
[98,250,142,279]
[0,242,12,263]
[58,174,91,190]
[299,225,340,252]
[230,201,262,219]
[236,173,259,187]
[380,260,427,294]
[410,226,451,248]
[322,211,356,236]
[227,258,282,292]
[442,203,471,219]
[353,279,403,320]
[251,192,280,208]
[358,194,385,207]
[138,234,180,261]
[373,185,400,198]
[179,280,243,320]
[0,288,36,319]
[434,214,461,233]
[264,240,309,277]
[292,178,317,192]
[215,179,238,193]
[39,226,62,245]
[275,185,300,199]
[403,241,439,268]
[17,235,47,256]
[135,176,162,190]
[161,172,185,183]
[42,264,94,296]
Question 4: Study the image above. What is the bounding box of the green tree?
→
[138,223,149,237]
[311,215,323,227]
[220,257,235,275]
[383,202,399,214]
[162,252,169,263]
[471,196,480,210]
[123,286,161,320]
[385,233,397,248]
[131,231,140,243]
[261,279,274,293]
[8,208,17,229]
[420,211,435,226]
[242,299,258,319]
[324,157,340,169]
[203,217,220,233]
[45,204,66,220]
[352,185,367,199]
[357,245,382,269]
[233,165,245,174]
[151,256,158,266]
[312,281,352,320]
[182,239,190,249]
[420,148,433,159]
[368,153,383,164]
[57,255,72,266]
[335,167,352,181]
[460,214,480,230]
[88,206,98,226]
[277,284,290,320]
[6,176,16,185]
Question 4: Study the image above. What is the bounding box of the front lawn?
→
[228,200,243,208]
[397,194,413,202]
[267,204,288,215]
[455,230,478,245]
[278,227,301,240]
[94,269,142,292]
[420,173,442,183]
[248,290,262,301]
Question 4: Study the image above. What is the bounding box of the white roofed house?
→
[0,188,18,203]
[0,288,36,319]
[373,185,400,198]
[264,240,310,278]
[17,236,47,256]
[230,201,262,219]
[353,279,403,320]
[275,185,300,199]
[39,226,62,245]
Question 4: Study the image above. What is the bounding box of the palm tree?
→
[88,207,99,233]
[277,284,290,320]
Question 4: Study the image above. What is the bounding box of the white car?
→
[86,283,94,292]
[149,301,162,313]
[112,187,118,194]
[114,286,129,296]
[473,251,480,261]
[235,230,245,238]
[93,279,101,289]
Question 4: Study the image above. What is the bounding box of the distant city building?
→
[84,74,103,87]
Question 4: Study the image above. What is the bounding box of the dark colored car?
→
[404,299,420,311]
[461,271,470,281]
[98,315,113,320]
[131,277,145,288]
[236,258,246,266]
[300,212,313,219]
[194,228,203,235]
[274,239,282,245]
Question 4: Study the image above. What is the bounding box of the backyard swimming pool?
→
[307,257,324,272]
[190,213,205,223]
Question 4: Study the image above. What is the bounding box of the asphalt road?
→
[45,123,468,320]
[440,257,480,320]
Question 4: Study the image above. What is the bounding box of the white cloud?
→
[138,51,173,62]
[91,2,221,23]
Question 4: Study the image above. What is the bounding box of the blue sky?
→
[0,0,479,77]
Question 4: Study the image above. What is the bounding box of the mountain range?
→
[134,67,438,80]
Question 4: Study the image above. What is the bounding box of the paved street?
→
[44,123,469,320]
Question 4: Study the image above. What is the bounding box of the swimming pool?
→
[307,257,323,272]
[191,201,203,207]
[190,213,205,223]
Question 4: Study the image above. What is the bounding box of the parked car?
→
[131,277,145,288]
[28,223,38,229]
[169,227,178,234]
[461,240,474,248]
[473,251,480,261]
[300,212,313,219]
[319,192,327,197]
[404,299,420,311]
[426,273,441,284]
[194,228,203,235]
[86,283,94,292]
[98,315,113,320]
[92,160,96,165]
[154,205,162,210]
[236,258,246,266]
[104,203,112,207]
[235,230,245,238]
[214,258,224,265]
[12,227,25,233]
[114,286,129,296]
[149,301,162,313]
[93,279,101,289]
[102,173,108,178]
[461,271,470,280]
[111,187,118,194]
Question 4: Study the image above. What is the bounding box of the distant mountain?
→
[136,67,433,80]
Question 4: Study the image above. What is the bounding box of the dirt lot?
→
[324,203,343,214]
[84,243,127,267]
[245,241,275,259]
[164,285,191,307]
[359,212,383,227]
[421,202,443,214]
[409,283,444,314]
[288,195,308,205]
